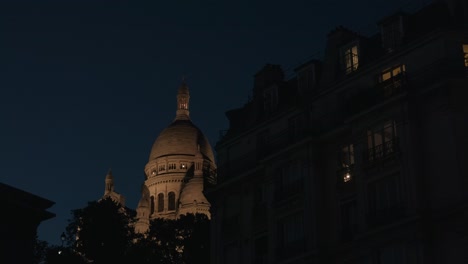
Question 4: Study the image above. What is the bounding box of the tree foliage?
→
[59,197,210,264]
[65,197,136,263]
[130,213,210,264]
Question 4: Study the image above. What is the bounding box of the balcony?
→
[376,73,407,98]
[260,127,312,159]
[345,74,407,118]
[364,138,400,166]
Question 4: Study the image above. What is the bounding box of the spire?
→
[175,79,190,120]
[104,169,114,194]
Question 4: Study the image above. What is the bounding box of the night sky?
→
[0,0,424,245]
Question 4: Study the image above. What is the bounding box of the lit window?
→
[380,64,406,97]
[151,170,156,176]
[463,44,468,67]
[341,43,359,74]
[178,97,188,110]
[381,65,405,81]
[180,163,187,169]
[340,144,354,168]
[367,120,398,161]
[339,144,354,183]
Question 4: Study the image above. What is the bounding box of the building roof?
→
[148,83,215,163]
[148,119,215,162]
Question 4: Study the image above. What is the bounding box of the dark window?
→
[168,192,176,211]
[256,130,269,158]
[224,243,240,264]
[367,120,398,162]
[340,200,357,241]
[380,15,404,52]
[277,213,305,259]
[254,236,268,264]
[150,196,155,214]
[297,63,316,94]
[157,193,164,212]
[275,160,305,201]
[263,86,278,114]
[367,174,405,226]
[288,114,305,143]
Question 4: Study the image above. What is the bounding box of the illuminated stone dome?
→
[136,81,216,228]
[148,119,215,163]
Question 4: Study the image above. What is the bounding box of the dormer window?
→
[380,14,405,52]
[341,43,359,75]
[263,86,278,114]
[295,62,316,94]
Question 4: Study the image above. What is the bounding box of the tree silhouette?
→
[65,197,136,264]
[131,213,210,264]
[62,198,210,263]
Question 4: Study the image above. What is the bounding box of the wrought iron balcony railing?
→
[364,138,399,163]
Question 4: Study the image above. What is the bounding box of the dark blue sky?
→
[0,0,424,245]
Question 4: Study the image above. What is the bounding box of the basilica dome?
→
[148,119,215,163]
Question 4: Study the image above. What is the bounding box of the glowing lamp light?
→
[343,172,352,182]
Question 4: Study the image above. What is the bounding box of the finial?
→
[106,168,113,179]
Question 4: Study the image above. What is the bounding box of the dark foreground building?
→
[0,182,55,264]
[208,0,468,263]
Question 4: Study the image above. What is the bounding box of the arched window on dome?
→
[157,193,164,212]
[179,97,188,110]
[168,192,176,211]
[150,196,155,214]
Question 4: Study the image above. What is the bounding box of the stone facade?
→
[207,1,468,263]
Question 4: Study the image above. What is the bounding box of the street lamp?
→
[60,232,66,247]
[58,232,66,255]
